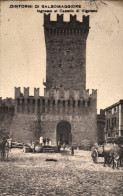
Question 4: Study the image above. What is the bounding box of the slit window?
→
[88,100,90,106]
[78,100,80,107]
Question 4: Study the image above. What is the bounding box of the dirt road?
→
[0,149,123,195]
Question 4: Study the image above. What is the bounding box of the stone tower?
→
[44,14,89,90]
[11,14,97,147]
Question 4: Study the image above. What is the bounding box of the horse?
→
[91,143,123,169]
[103,143,121,169]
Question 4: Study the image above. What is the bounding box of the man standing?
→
[8,139,12,152]
[39,136,43,146]
[70,145,74,156]
[63,142,66,150]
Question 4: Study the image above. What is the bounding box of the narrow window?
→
[73,101,75,108]
[115,117,117,126]
[52,100,55,111]
[48,100,50,112]
[109,110,111,114]
[109,119,110,127]
[78,100,80,107]
[108,133,110,137]
[68,100,70,107]
[112,118,114,127]
[107,120,108,128]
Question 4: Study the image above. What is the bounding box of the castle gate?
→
[56,121,71,145]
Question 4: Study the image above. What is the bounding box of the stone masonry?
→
[44,14,89,90]
[10,14,97,146]
[0,98,15,139]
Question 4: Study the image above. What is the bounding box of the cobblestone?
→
[0,149,123,196]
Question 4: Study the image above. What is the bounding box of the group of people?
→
[39,136,52,146]
[31,136,50,153]
[31,137,75,155]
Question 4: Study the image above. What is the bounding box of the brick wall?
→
[10,114,41,143]
[44,14,89,90]
[41,102,97,146]
[11,87,97,145]
[0,99,14,139]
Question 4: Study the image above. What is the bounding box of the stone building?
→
[97,109,105,144]
[10,14,97,146]
[104,100,123,140]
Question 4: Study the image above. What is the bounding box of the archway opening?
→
[57,121,71,145]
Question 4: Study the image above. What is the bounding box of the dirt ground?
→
[0,148,123,196]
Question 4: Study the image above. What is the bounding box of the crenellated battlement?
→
[14,87,97,115]
[44,14,89,27]
[0,97,15,116]
[14,87,97,100]
[0,97,15,107]
[44,14,90,36]
[24,87,29,98]
[15,87,21,98]
[15,87,40,99]
[44,88,97,100]
[97,109,105,121]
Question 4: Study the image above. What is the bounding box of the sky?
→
[0,0,123,113]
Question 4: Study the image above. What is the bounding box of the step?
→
[43,147,55,153]
[43,148,54,151]
[12,145,23,148]
[43,150,55,153]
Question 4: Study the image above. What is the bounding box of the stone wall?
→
[44,14,89,90]
[41,99,97,146]
[10,114,41,143]
[14,88,97,115]
[11,87,97,145]
[0,98,15,139]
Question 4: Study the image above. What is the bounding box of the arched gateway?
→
[56,121,72,145]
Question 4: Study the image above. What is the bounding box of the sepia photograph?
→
[0,0,123,195]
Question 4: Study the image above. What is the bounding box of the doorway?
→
[56,121,71,145]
